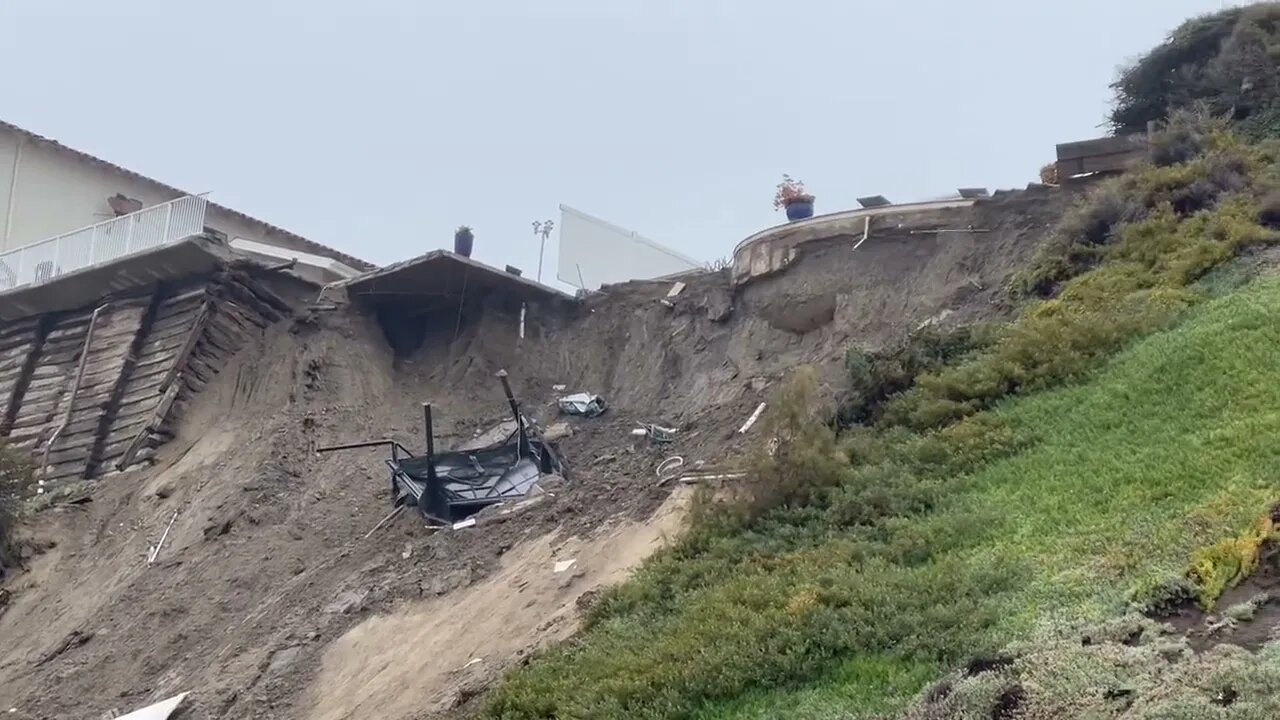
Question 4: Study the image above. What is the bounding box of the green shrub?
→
[839,325,997,426]
[896,127,1279,431]
[1188,513,1278,607]
[0,441,34,578]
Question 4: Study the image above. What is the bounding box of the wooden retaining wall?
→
[0,268,291,487]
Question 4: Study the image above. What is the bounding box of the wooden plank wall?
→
[0,317,45,437]
[41,300,151,483]
[0,268,293,486]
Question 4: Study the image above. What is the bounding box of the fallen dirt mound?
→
[0,189,1066,719]
[307,487,689,720]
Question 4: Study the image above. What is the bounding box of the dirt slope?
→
[0,188,1066,719]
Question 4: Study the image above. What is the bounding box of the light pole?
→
[532,219,554,283]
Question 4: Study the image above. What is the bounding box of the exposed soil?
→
[0,190,1066,719]
[1163,541,1280,653]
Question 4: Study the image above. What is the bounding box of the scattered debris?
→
[146,510,179,566]
[401,544,414,560]
[319,370,565,524]
[632,423,677,443]
[552,384,567,392]
[656,456,685,486]
[452,518,478,531]
[113,691,189,720]
[543,422,573,442]
[462,657,484,669]
[363,505,406,540]
[553,559,577,574]
[465,420,520,449]
[677,472,747,485]
[660,281,687,307]
[558,393,607,418]
[738,402,767,434]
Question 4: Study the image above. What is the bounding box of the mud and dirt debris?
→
[0,190,1070,719]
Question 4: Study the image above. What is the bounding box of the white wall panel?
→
[557,204,700,289]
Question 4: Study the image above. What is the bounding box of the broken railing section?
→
[318,369,567,526]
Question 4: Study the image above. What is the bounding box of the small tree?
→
[1110,4,1280,138]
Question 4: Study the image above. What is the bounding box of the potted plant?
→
[774,174,815,221]
[454,225,474,257]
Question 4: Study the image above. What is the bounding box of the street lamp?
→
[532,219,554,283]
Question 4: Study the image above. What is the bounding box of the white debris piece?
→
[115,692,189,720]
[452,518,477,530]
[554,559,578,573]
[666,281,686,298]
[738,402,767,434]
[146,510,179,566]
[558,393,606,417]
[655,456,685,486]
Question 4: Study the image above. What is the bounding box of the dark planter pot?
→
[785,201,814,221]
[454,234,474,257]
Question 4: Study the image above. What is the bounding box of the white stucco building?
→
[0,120,369,293]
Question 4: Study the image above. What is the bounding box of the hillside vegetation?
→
[480,7,1280,720]
[1111,2,1280,138]
[0,442,33,580]
[484,126,1280,720]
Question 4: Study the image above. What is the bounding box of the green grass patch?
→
[486,277,1280,720]
[484,124,1280,720]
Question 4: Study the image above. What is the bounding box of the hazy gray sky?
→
[0,0,1237,278]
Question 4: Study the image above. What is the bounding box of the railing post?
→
[163,201,174,243]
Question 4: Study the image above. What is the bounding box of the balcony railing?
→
[0,195,209,293]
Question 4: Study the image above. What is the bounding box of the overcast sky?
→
[0,0,1238,280]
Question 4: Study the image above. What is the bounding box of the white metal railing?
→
[0,195,208,292]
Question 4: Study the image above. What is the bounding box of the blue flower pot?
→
[785,201,814,221]
[454,234,474,257]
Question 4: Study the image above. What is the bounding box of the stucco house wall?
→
[0,123,369,277]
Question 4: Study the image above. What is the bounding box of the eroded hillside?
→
[0,187,1065,719]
